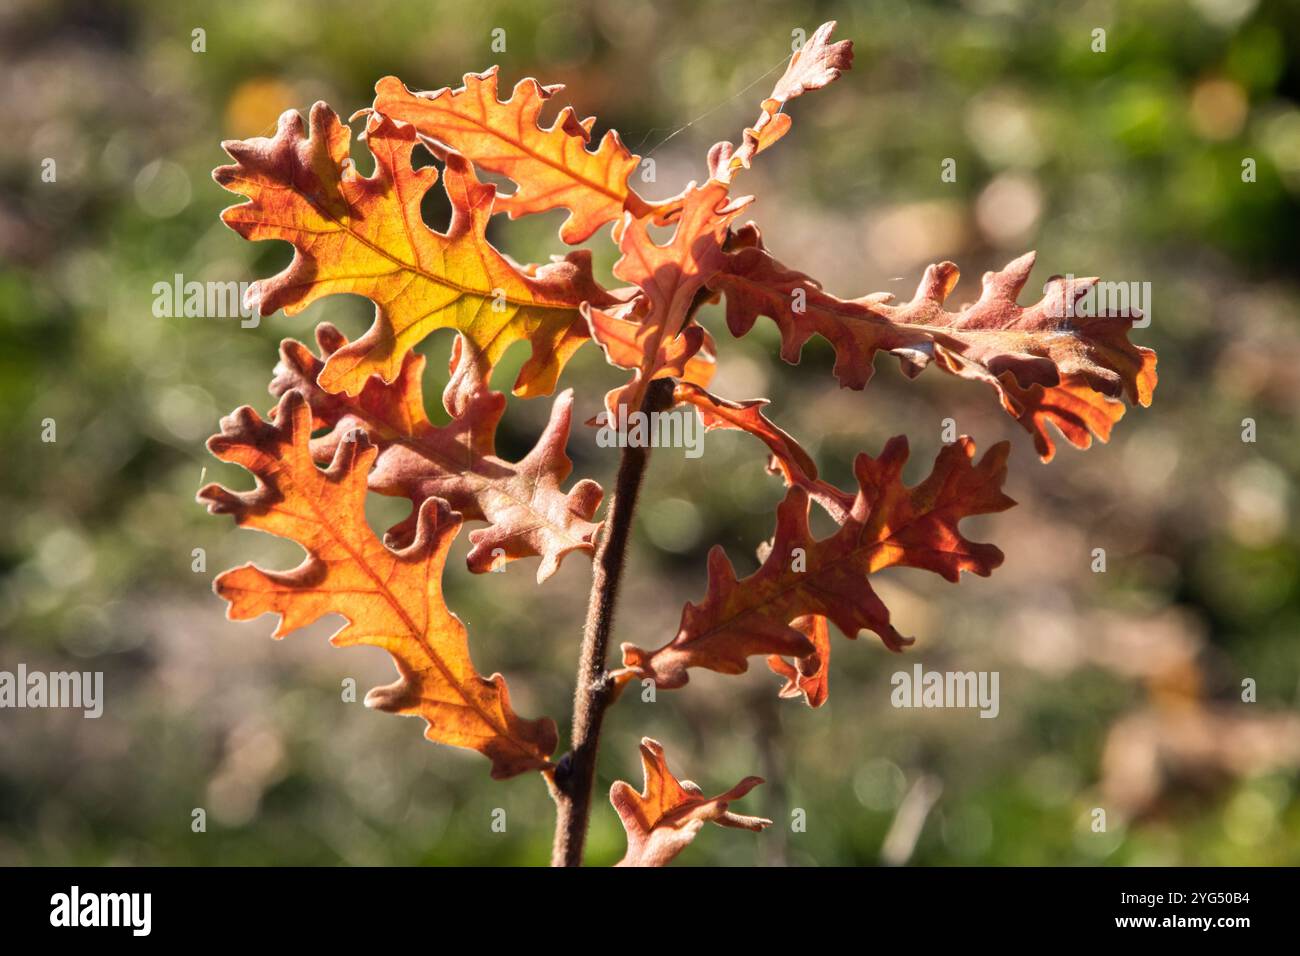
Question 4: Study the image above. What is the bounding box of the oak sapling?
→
[198,22,1156,866]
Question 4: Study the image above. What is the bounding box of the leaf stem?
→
[550,377,676,867]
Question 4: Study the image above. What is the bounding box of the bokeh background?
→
[2,0,1299,866]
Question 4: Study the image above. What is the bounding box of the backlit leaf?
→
[591,182,750,420]
[198,389,558,779]
[374,68,654,244]
[213,105,617,399]
[619,436,1014,689]
[270,323,603,582]
[610,737,771,867]
[708,21,854,182]
[713,230,1157,460]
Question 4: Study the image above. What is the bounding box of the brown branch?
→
[550,377,676,866]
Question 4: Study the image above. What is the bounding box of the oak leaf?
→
[197,389,558,779]
[213,105,617,399]
[269,324,602,582]
[619,436,1014,689]
[708,21,854,183]
[999,371,1130,461]
[610,738,771,867]
[590,182,750,421]
[713,234,1157,460]
[768,615,832,708]
[374,68,653,244]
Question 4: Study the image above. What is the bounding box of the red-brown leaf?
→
[618,436,1014,689]
[610,737,771,867]
[712,234,1156,460]
[591,182,750,420]
[709,21,854,182]
[269,324,602,582]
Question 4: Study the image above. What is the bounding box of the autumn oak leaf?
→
[619,436,1014,689]
[768,615,832,708]
[709,21,854,182]
[610,738,771,867]
[713,232,1157,460]
[213,105,617,399]
[270,324,602,582]
[590,182,750,421]
[197,389,558,779]
[374,67,654,244]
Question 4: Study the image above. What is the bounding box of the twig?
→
[549,377,676,867]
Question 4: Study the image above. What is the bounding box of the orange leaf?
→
[591,182,750,421]
[610,738,771,867]
[270,324,603,582]
[619,436,1014,689]
[374,69,653,244]
[583,300,712,401]
[768,615,832,708]
[714,231,1157,460]
[214,105,617,399]
[998,372,1130,461]
[198,390,557,779]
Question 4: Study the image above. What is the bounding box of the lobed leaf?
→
[374,67,654,244]
[618,436,1015,689]
[713,229,1157,460]
[708,21,854,183]
[610,738,771,867]
[270,323,603,582]
[589,182,750,421]
[214,105,617,399]
[198,390,557,779]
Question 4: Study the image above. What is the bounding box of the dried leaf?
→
[610,737,771,867]
[198,389,557,779]
[374,68,653,244]
[214,105,616,399]
[708,21,853,182]
[619,436,1014,689]
[713,234,1157,459]
[270,323,602,582]
[768,615,831,708]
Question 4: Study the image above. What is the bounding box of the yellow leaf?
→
[214,105,615,399]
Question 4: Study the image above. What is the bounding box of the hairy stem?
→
[550,377,676,867]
